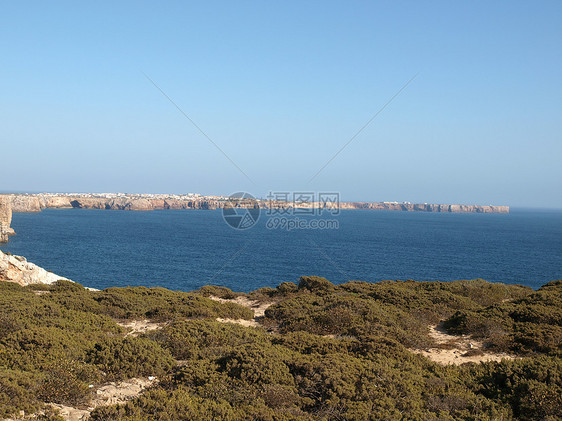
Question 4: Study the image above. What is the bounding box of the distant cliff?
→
[7,194,220,212]
[0,196,15,242]
[339,202,509,213]
[6,194,509,214]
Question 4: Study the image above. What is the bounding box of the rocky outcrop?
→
[41,195,73,209]
[9,195,42,212]
[0,196,15,242]
[0,250,70,286]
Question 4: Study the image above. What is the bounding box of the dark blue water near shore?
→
[1,208,561,292]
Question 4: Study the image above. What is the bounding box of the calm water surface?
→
[1,208,561,292]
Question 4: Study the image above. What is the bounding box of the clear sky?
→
[1,1,561,207]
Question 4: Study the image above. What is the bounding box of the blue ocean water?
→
[1,208,561,292]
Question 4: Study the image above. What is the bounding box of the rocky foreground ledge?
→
[0,249,70,286]
[3,193,510,214]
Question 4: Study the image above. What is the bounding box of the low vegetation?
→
[442,280,562,357]
[0,276,560,420]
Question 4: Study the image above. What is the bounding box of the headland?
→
[0,196,15,242]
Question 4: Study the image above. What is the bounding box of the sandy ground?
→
[110,302,516,367]
[210,295,274,328]
[115,319,167,337]
[4,378,158,421]
[208,297,517,368]
[54,377,158,420]
[89,377,158,407]
[31,290,50,296]
[411,324,516,365]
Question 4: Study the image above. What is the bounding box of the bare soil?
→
[6,378,158,421]
[411,324,517,365]
[115,319,167,337]
[209,295,274,328]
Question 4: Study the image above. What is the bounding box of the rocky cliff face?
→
[67,197,220,210]
[339,202,510,213]
[0,250,70,286]
[9,195,43,212]
[6,193,510,214]
[0,196,15,242]
[42,195,73,209]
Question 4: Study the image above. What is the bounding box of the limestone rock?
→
[0,250,71,286]
[149,199,166,209]
[69,198,107,209]
[42,196,73,208]
[6,193,509,214]
[68,197,156,211]
[0,196,14,242]
[123,198,154,211]
[339,202,509,213]
[9,195,42,212]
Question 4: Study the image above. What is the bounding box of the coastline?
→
[4,206,559,292]
[1,192,510,214]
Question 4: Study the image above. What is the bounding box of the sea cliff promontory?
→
[0,196,15,242]
[5,193,509,214]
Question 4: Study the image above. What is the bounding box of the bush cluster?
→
[1,277,561,420]
[0,280,252,416]
[444,280,562,355]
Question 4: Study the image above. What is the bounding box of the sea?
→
[1,208,561,292]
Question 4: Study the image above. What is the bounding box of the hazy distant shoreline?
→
[1,193,509,214]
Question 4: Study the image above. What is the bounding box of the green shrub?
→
[0,368,42,417]
[264,292,431,348]
[276,282,298,295]
[91,287,253,321]
[297,276,335,293]
[466,356,562,420]
[444,281,562,355]
[25,283,53,292]
[247,287,276,301]
[0,276,560,420]
[86,337,175,380]
[196,285,241,299]
[217,343,296,387]
[37,358,94,406]
[90,387,247,421]
[150,319,268,360]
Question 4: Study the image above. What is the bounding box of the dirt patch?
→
[5,378,160,421]
[215,317,261,328]
[90,377,158,407]
[411,324,516,365]
[209,296,274,328]
[32,290,50,296]
[46,405,90,421]
[50,377,158,420]
[115,319,166,337]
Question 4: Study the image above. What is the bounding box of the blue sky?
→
[1,1,561,207]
